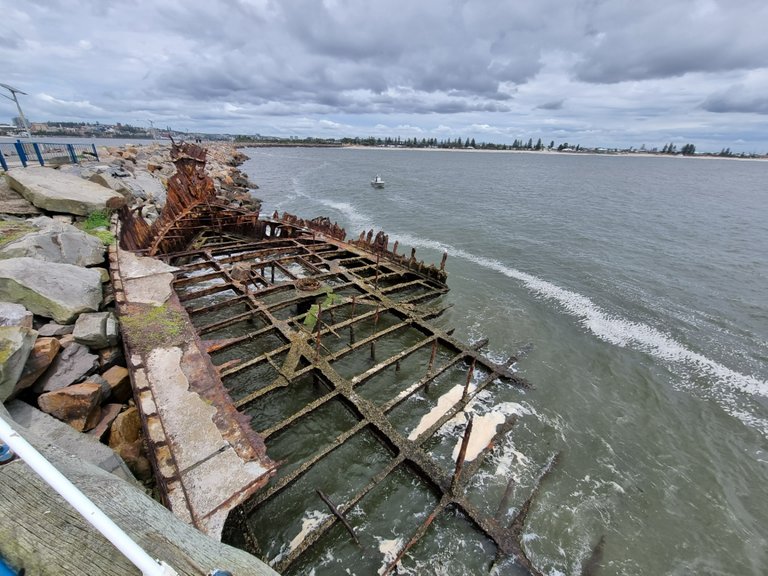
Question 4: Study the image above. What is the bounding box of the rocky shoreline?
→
[0,141,260,489]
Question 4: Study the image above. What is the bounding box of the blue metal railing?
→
[0,140,99,170]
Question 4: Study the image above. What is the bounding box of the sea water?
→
[240,147,768,575]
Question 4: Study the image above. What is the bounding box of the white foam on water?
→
[392,231,768,435]
[376,536,405,575]
[451,411,506,462]
[451,401,534,462]
[271,509,330,566]
[407,384,466,441]
[314,197,376,233]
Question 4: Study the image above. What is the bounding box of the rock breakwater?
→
[1,141,260,483]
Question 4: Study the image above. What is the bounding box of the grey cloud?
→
[574,1,768,83]
[0,32,23,50]
[3,0,768,151]
[702,90,768,115]
[537,99,565,110]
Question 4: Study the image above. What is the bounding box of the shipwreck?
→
[114,142,561,575]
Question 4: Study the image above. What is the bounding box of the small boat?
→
[370,174,385,188]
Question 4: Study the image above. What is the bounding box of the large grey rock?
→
[32,341,99,393]
[37,322,74,337]
[73,311,118,349]
[0,175,40,215]
[88,172,133,196]
[5,400,136,482]
[0,216,105,266]
[131,171,167,207]
[0,301,33,328]
[5,166,125,216]
[0,326,37,402]
[0,257,102,324]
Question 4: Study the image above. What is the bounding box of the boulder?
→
[0,301,33,328]
[37,381,103,432]
[0,326,37,402]
[131,171,167,207]
[140,203,159,222]
[0,217,105,266]
[108,405,151,480]
[58,333,76,348]
[5,166,125,216]
[97,345,124,370]
[14,336,60,396]
[87,172,133,196]
[32,342,98,394]
[37,322,74,337]
[0,175,41,216]
[73,311,118,349]
[5,400,135,482]
[108,405,141,447]
[81,374,111,398]
[0,257,102,324]
[100,365,132,403]
[87,403,124,441]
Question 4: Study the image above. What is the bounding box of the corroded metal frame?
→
[119,142,559,574]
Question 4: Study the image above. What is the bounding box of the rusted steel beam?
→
[509,452,560,537]
[271,455,404,574]
[381,494,452,576]
[185,294,248,317]
[197,309,265,336]
[242,420,371,515]
[382,349,466,414]
[316,489,360,546]
[176,281,234,303]
[451,414,474,494]
[349,334,436,386]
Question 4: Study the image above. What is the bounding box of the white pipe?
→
[0,415,178,576]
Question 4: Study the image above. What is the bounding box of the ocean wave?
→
[314,198,376,232]
[391,232,768,433]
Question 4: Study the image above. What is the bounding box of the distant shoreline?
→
[339,145,768,162]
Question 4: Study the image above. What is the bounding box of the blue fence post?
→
[0,149,7,171]
[91,143,99,161]
[66,144,78,164]
[32,142,45,166]
[14,140,27,168]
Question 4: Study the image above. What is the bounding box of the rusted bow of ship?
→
[113,141,563,575]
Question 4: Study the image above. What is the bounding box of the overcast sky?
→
[2,0,768,152]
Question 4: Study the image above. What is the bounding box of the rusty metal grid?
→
[164,224,558,576]
[119,142,561,574]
